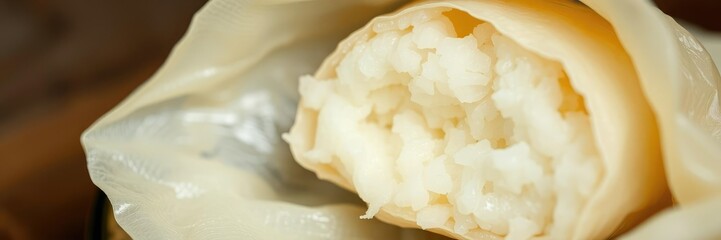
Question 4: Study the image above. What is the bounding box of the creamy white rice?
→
[288,9,602,239]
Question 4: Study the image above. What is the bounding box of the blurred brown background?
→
[0,1,207,239]
[0,0,718,239]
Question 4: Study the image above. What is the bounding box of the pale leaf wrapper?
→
[82,0,721,239]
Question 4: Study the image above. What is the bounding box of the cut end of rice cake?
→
[286,8,602,240]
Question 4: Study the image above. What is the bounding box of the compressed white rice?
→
[286,9,602,239]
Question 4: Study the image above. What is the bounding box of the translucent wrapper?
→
[82,0,721,239]
[81,1,441,239]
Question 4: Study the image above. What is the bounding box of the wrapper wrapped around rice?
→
[284,0,719,239]
[82,0,721,239]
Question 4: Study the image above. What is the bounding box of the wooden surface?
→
[0,59,161,240]
[0,0,718,239]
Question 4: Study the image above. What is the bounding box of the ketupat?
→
[80,0,721,239]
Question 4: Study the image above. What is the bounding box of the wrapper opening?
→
[286,7,605,239]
